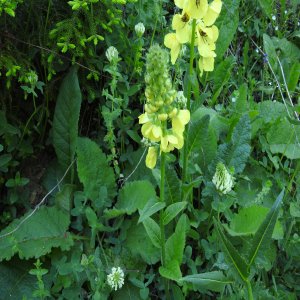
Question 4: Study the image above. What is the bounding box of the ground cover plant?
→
[0,0,299,299]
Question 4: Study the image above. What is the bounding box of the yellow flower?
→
[196,22,219,58]
[146,147,158,169]
[161,134,179,152]
[172,109,191,134]
[185,0,208,20]
[172,13,192,44]
[164,33,181,64]
[199,56,215,76]
[203,0,222,26]
[141,122,162,142]
[138,113,150,124]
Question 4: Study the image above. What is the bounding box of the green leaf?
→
[53,67,82,172]
[212,56,235,105]
[165,167,181,204]
[138,198,165,224]
[179,271,233,293]
[165,214,187,264]
[163,202,187,226]
[263,34,277,70]
[215,0,240,58]
[287,62,300,92]
[76,137,116,203]
[235,83,248,113]
[226,205,283,239]
[55,184,74,213]
[247,189,284,267]
[267,118,300,159]
[214,217,249,282]
[159,260,182,281]
[258,0,273,17]
[117,180,157,214]
[142,217,161,249]
[0,259,37,298]
[217,114,251,174]
[125,222,160,265]
[0,207,73,261]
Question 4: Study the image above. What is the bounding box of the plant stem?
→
[182,19,197,194]
[159,152,170,300]
[246,280,254,300]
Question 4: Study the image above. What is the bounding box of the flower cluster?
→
[212,162,235,194]
[139,45,190,169]
[164,0,222,75]
[107,267,125,291]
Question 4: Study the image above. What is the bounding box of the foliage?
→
[0,0,299,299]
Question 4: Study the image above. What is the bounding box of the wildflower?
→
[138,45,190,169]
[275,26,278,31]
[231,97,236,103]
[212,163,234,194]
[106,46,119,63]
[164,0,222,76]
[135,22,145,37]
[107,267,125,291]
[271,15,276,21]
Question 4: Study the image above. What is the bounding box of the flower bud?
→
[158,113,168,121]
[106,46,119,63]
[212,163,235,194]
[135,22,145,37]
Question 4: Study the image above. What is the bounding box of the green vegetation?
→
[0,0,299,299]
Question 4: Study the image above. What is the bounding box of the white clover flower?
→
[275,26,278,31]
[107,267,125,291]
[212,163,235,194]
[135,22,145,37]
[284,10,287,14]
[272,15,276,21]
[175,91,187,108]
[231,97,236,103]
[106,46,119,63]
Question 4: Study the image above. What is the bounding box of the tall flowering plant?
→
[139,44,190,169]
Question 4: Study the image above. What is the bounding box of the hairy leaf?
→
[53,67,82,171]
[0,207,73,261]
[76,137,116,203]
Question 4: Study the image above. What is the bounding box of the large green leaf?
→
[53,67,82,172]
[179,271,233,293]
[117,180,157,214]
[226,205,283,239]
[263,34,277,70]
[267,118,300,159]
[125,222,160,265]
[214,218,249,282]
[215,0,240,58]
[76,137,116,203]
[159,260,182,281]
[165,167,181,205]
[217,114,251,174]
[247,190,284,267]
[0,259,37,299]
[187,114,217,172]
[0,207,73,261]
[138,198,165,224]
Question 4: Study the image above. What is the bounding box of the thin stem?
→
[182,19,197,189]
[246,280,254,300]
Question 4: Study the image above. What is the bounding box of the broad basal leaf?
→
[53,67,82,172]
[76,137,116,204]
[0,207,73,261]
[247,189,284,267]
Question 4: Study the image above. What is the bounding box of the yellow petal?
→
[172,14,184,31]
[176,24,192,44]
[185,0,208,19]
[203,0,222,26]
[146,147,157,169]
[138,113,150,124]
[174,0,186,9]
[164,33,181,64]
[152,125,162,139]
[177,109,190,125]
[202,56,215,72]
[161,135,168,152]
